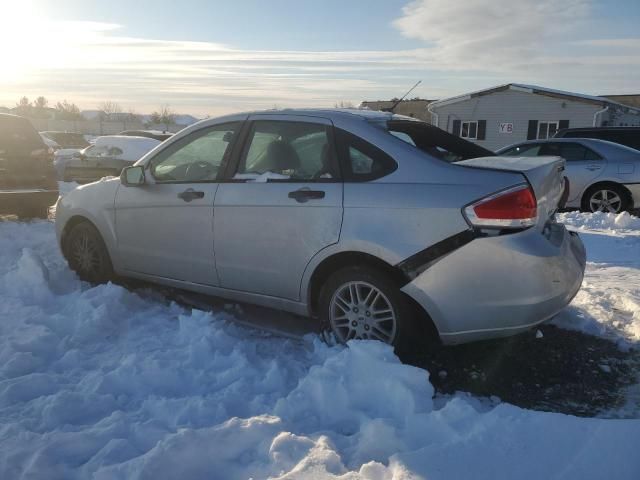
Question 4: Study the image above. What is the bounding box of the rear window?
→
[0,116,45,153]
[386,120,494,163]
[335,128,396,181]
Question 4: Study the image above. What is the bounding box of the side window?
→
[557,143,601,161]
[235,121,337,181]
[501,144,542,157]
[336,128,397,181]
[150,122,239,182]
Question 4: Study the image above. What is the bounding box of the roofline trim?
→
[428,83,640,114]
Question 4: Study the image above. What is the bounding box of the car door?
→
[213,114,343,300]
[114,121,242,285]
[539,142,605,203]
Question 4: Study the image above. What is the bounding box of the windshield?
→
[386,120,494,162]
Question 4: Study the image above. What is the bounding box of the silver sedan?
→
[498,138,640,213]
[55,109,585,350]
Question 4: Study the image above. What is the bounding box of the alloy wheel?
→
[329,281,397,344]
[70,231,101,275]
[589,189,623,213]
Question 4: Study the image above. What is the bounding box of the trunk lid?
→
[456,155,566,223]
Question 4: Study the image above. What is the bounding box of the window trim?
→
[145,121,242,184]
[540,142,603,162]
[537,121,559,140]
[460,121,478,140]
[224,119,342,183]
[335,127,397,182]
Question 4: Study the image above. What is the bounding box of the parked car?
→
[554,126,640,151]
[62,135,161,183]
[40,131,90,149]
[0,113,59,218]
[497,138,640,213]
[40,133,60,150]
[118,130,173,142]
[55,109,585,349]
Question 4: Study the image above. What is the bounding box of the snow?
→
[554,211,640,346]
[557,210,640,232]
[0,208,639,479]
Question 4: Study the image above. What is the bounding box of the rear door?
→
[114,122,242,285]
[539,142,605,203]
[213,114,343,300]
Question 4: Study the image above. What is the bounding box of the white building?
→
[427,84,640,151]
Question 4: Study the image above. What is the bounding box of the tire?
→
[581,184,629,213]
[318,266,421,353]
[63,221,113,283]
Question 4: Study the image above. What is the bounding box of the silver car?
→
[55,109,586,349]
[498,138,640,213]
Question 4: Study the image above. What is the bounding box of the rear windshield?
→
[0,116,45,153]
[386,120,494,162]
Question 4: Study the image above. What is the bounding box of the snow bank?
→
[1,220,640,479]
[557,210,640,232]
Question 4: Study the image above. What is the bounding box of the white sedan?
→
[61,135,161,183]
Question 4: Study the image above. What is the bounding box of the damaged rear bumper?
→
[401,222,586,345]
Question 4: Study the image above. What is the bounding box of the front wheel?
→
[318,266,420,352]
[582,184,629,213]
[63,221,114,283]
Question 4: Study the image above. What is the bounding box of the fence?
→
[27,118,186,135]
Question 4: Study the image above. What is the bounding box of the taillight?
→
[464,184,538,229]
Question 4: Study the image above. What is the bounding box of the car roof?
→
[558,126,640,132]
[93,135,161,146]
[499,137,640,155]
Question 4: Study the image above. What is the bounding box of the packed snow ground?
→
[1,208,639,479]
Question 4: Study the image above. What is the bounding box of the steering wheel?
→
[184,161,216,181]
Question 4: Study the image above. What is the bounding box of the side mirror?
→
[121,165,145,187]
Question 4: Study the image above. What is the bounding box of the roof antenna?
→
[382,80,422,113]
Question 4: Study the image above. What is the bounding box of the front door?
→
[114,122,242,285]
[214,115,343,300]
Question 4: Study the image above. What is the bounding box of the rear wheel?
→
[319,266,421,352]
[581,184,629,213]
[63,221,113,283]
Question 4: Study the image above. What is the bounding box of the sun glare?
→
[0,1,51,81]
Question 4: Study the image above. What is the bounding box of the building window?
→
[461,121,478,139]
[537,121,559,139]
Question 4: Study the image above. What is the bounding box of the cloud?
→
[393,0,592,68]
[1,7,640,117]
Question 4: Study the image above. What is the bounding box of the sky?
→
[0,0,638,117]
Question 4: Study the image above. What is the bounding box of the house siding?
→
[430,89,603,151]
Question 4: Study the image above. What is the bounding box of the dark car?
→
[0,114,59,218]
[40,131,90,149]
[554,127,640,150]
[117,130,173,142]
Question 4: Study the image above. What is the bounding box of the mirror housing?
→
[121,165,145,187]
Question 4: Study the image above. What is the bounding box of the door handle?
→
[288,188,326,203]
[178,188,205,202]
[585,165,602,171]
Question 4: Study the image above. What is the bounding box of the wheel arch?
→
[580,180,633,211]
[306,251,440,340]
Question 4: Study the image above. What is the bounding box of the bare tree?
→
[55,100,82,120]
[15,96,32,116]
[334,100,355,108]
[150,104,175,131]
[99,101,122,120]
[32,96,49,118]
